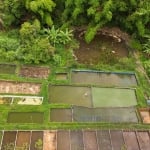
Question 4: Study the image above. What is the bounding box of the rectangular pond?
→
[50,108,72,122]
[84,130,98,150]
[110,130,125,150]
[49,85,92,107]
[55,73,68,80]
[16,131,31,149]
[97,130,112,150]
[57,130,70,150]
[71,70,137,87]
[1,131,17,150]
[136,131,150,150]
[123,131,140,150]
[0,64,16,74]
[70,130,84,150]
[30,131,43,150]
[73,106,138,123]
[92,87,137,107]
[7,112,44,123]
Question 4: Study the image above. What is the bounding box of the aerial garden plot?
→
[0,0,150,149]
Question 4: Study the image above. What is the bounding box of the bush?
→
[143,60,150,77]
[44,26,73,46]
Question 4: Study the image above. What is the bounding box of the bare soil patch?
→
[0,80,41,94]
[139,108,150,123]
[74,32,128,65]
[20,66,50,79]
[43,130,56,150]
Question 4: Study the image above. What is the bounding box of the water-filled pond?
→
[71,70,137,87]
[7,112,44,123]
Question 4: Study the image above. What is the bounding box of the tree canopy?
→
[0,0,150,42]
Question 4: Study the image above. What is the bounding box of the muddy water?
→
[16,131,31,149]
[110,130,125,150]
[1,131,16,150]
[57,130,70,150]
[55,73,68,80]
[71,71,137,87]
[84,130,98,150]
[123,131,140,150]
[43,130,56,150]
[97,130,111,150]
[30,131,43,150]
[74,34,128,65]
[0,64,16,74]
[49,85,92,107]
[136,131,150,150]
[7,112,44,123]
[50,108,72,122]
[70,130,84,150]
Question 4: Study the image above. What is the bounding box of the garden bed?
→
[139,108,150,123]
[30,131,43,150]
[0,95,43,105]
[1,131,17,150]
[19,66,50,79]
[71,70,137,87]
[7,112,44,123]
[43,130,56,150]
[0,80,41,94]
[16,131,31,149]
[0,96,11,104]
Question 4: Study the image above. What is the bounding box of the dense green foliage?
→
[0,0,149,39]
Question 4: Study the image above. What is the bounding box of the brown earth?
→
[0,80,41,95]
[74,32,128,65]
[20,66,50,79]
